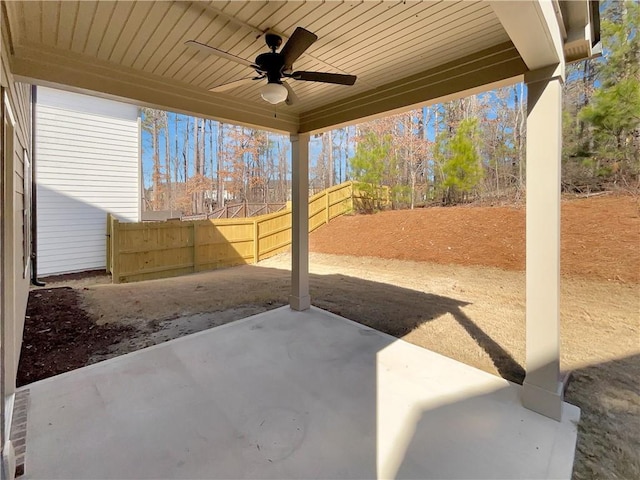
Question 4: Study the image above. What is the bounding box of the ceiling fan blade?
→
[291,71,357,86]
[282,81,299,106]
[185,40,257,69]
[209,77,261,93]
[280,27,317,70]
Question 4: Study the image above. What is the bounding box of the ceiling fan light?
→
[261,82,288,104]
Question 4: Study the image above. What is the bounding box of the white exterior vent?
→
[36,87,140,276]
[564,39,591,63]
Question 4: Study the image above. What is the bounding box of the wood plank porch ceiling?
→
[4,1,527,133]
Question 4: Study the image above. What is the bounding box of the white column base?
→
[522,380,563,421]
[289,295,311,312]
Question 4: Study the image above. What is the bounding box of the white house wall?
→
[36,87,139,276]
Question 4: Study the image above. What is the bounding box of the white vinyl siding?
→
[36,87,139,276]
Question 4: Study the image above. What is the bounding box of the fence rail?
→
[107,182,354,283]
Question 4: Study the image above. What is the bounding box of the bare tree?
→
[216,122,225,207]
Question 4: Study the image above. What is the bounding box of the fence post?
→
[106,213,112,274]
[325,190,330,224]
[351,182,355,211]
[253,219,259,263]
[111,218,120,284]
[192,221,198,273]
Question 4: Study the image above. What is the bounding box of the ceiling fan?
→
[185,27,357,105]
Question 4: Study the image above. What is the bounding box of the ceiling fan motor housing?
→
[255,52,285,84]
[265,33,283,51]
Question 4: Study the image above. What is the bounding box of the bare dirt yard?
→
[19,193,639,480]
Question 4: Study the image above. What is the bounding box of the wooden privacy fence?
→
[107,182,354,283]
[182,201,287,221]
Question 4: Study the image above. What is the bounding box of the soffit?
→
[5,1,519,133]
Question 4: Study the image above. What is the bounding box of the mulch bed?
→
[17,287,135,387]
[311,195,640,283]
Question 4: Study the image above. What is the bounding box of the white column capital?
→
[524,62,565,86]
[490,0,564,70]
[290,132,311,145]
[290,132,311,139]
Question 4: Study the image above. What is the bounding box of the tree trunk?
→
[183,117,190,213]
[217,122,224,207]
[410,172,416,209]
[344,127,351,180]
[515,83,525,190]
[198,118,206,212]
[152,114,160,210]
[328,130,334,187]
[173,113,179,185]
[192,118,199,213]
[164,112,171,211]
[209,120,214,212]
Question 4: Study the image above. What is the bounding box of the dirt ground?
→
[19,194,640,480]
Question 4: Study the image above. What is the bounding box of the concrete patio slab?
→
[21,306,580,479]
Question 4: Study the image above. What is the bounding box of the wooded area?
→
[141,113,291,215]
[141,1,638,213]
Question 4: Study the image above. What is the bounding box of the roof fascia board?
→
[10,44,299,134]
[299,42,527,134]
[490,0,563,69]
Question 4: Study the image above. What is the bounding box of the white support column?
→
[522,65,565,421]
[289,133,311,311]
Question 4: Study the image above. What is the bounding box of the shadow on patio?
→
[309,272,525,385]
